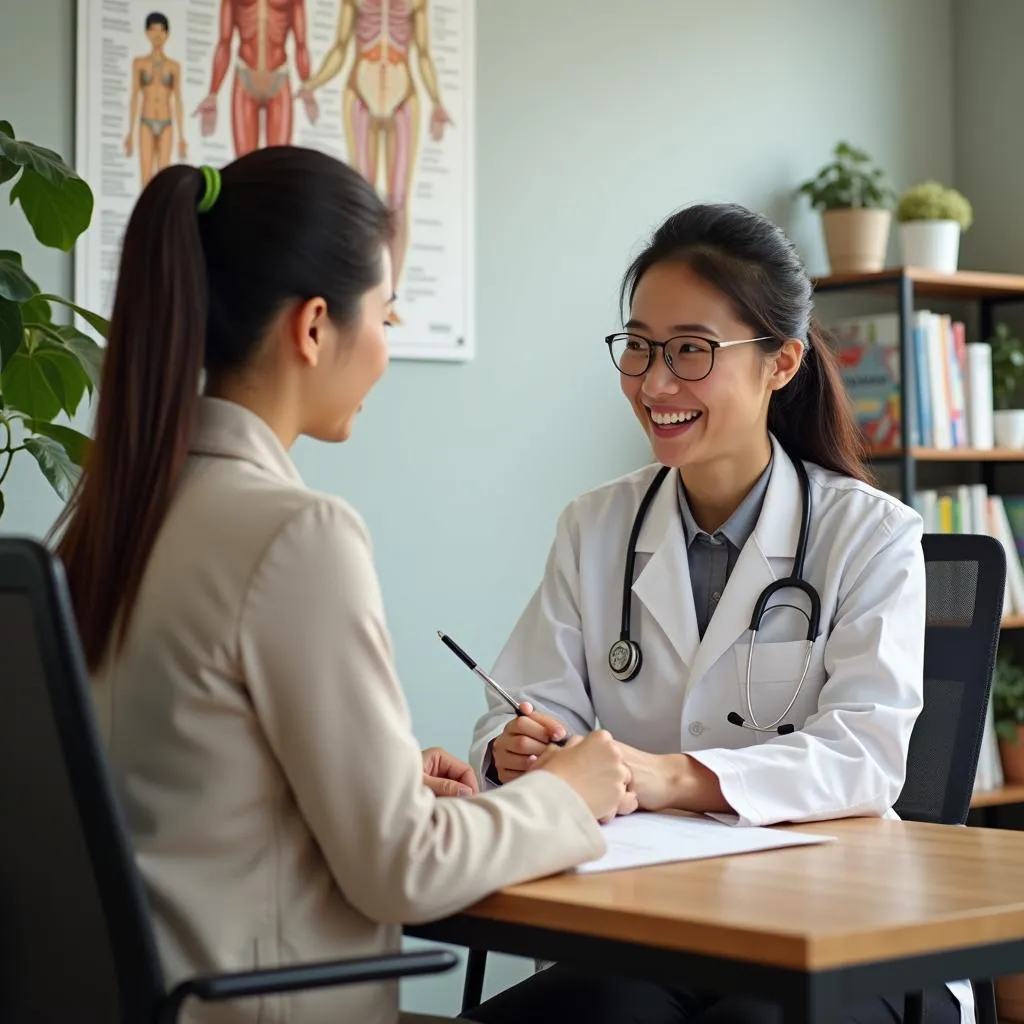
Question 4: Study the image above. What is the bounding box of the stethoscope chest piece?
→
[608,637,642,682]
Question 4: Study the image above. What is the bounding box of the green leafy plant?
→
[987,322,1024,411]
[993,649,1024,744]
[895,180,973,229]
[0,120,106,520]
[796,141,896,211]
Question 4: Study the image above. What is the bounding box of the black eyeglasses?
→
[604,332,772,382]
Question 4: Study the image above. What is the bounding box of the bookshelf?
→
[816,268,1024,636]
[815,268,1024,809]
[812,267,1024,501]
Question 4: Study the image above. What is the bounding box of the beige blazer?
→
[91,398,604,1024]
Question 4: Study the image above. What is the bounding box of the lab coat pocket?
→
[732,638,826,740]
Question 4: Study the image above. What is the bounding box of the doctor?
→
[466,203,967,1024]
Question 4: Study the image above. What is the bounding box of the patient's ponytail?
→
[54,147,393,669]
[54,165,209,670]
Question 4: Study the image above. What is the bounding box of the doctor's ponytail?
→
[620,202,870,484]
[766,315,869,483]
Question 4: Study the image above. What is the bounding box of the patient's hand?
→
[422,746,479,798]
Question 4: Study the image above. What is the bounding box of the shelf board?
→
[866,446,1024,462]
[971,783,1024,809]
[1003,615,1024,629]
[813,267,1024,300]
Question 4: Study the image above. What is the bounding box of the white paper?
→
[576,812,836,875]
[74,0,475,362]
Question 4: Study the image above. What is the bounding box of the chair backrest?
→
[0,537,166,1023]
[894,532,1006,826]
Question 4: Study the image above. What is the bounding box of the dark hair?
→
[620,202,868,484]
[145,12,169,31]
[53,146,392,670]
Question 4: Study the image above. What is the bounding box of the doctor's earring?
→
[608,638,643,682]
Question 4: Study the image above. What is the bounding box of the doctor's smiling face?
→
[613,203,870,519]
[619,260,802,474]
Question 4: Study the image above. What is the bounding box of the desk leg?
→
[782,976,841,1024]
[461,949,487,1012]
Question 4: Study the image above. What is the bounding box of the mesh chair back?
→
[894,533,1006,825]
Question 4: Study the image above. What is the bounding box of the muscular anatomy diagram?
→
[125,12,186,186]
[196,0,316,157]
[302,0,452,318]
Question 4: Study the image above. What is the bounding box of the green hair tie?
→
[196,165,222,214]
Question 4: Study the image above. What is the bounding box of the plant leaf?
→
[0,489,5,520]
[36,342,87,415]
[0,121,18,186]
[10,171,93,251]
[34,346,68,409]
[20,293,52,325]
[24,434,80,501]
[0,123,80,188]
[38,293,109,338]
[59,328,103,391]
[28,420,90,466]
[0,250,35,302]
[0,296,22,372]
[1,350,61,421]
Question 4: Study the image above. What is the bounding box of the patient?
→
[51,146,634,1024]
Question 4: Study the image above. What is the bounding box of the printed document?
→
[577,812,835,874]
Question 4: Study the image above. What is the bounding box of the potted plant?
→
[0,120,106,521]
[987,322,1024,449]
[796,141,895,275]
[894,180,973,274]
[992,649,1024,782]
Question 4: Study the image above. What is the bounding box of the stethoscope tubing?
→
[609,448,821,734]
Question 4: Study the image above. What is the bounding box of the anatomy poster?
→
[74,0,476,361]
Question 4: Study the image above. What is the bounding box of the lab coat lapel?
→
[686,438,803,691]
[631,470,701,671]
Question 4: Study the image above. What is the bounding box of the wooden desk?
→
[407,818,1024,1022]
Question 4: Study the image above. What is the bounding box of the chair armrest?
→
[160,948,458,1024]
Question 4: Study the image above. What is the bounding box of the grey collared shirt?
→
[677,455,773,638]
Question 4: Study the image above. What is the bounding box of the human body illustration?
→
[302,0,452,319]
[125,13,186,185]
[196,0,316,157]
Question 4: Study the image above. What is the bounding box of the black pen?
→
[436,631,568,747]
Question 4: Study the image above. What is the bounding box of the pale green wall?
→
[1,0,956,1014]
[954,0,1024,273]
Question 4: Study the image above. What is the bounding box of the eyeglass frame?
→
[604,332,775,382]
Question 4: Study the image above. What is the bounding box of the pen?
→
[436,631,568,747]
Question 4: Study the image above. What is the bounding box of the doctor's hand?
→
[422,747,479,798]
[492,702,567,784]
[616,744,733,816]
[530,731,637,824]
[613,744,679,812]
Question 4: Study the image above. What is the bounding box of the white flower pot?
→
[994,410,1024,449]
[898,220,961,273]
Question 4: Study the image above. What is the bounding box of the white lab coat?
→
[469,433,974,1023]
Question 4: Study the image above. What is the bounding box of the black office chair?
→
[0,537,457,1024]
[895,532,1006,1024]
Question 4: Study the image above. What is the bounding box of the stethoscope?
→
[606,449,821,736]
